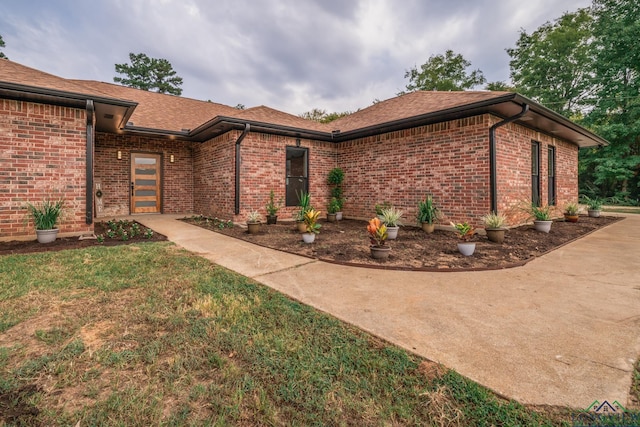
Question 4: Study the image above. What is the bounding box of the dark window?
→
[285,147,308,206]
[548,146,556,206]
[531,141,540,206]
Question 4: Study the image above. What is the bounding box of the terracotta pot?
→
[588,209,601,218]
[247,222,261,234]
[486,228,506,244]
[296,221,307,233]
[335,212,343,221]
[564,214,579,223]
[302,233,316,243]
[36,228,59,244]
[421,222,435,233]
[386,226,399,240]
[457,242,476,256]
[327,213,337,222]
[534,220,552,233]
[370,245,391,260]
[266,215,278,225]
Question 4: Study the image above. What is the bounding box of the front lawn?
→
[1,243,570,425]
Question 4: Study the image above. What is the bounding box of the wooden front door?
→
[131,153,162,213]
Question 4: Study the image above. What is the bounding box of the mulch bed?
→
[0,221,167,256]
[182,215,621,271]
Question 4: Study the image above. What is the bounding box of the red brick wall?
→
[337,115,491,225]
[494,118,579,225]
[193,131,337,222]
[95,132,195,217]
[0,99,92,240]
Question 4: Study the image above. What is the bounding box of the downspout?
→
[234,123,250,215]
[489,103,529,213]
[85,100,95,225]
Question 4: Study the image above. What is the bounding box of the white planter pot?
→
[534,220,552,233]
[36,228,59,244]
[386,226,399,240]
[335,212,343,221]
[302,233,316,243]
[588,209,601,218]
[457,242,476,256]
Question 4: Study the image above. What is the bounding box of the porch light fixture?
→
[117,150,122,160]
[296,138,301,147]
[170,154,175,163]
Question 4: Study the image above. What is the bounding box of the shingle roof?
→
[330,90,512,132]
[69,80,241,132]
[0,60,607,147]
[232,105,330,133]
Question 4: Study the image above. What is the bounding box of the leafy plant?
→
[327,197,341,214]
[380,207,404,227]
[327,168,345,211]
[144,228,154,239]
[295,190,311,221]
[367,217,388,247]
[527,204,552,221]
[417,195,440,224]
[481,212,506,229]
[303,209,322,234]
[451,222,475,241]
[374,201,393,216]
[581,195,603,210]
[564,202,579,215]
[246,211,261,224]
[25,199,64,230]
[265,190,281,216]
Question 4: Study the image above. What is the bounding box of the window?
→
[285,147,308,206]
[548,146,556,206]
[531,141,540,206]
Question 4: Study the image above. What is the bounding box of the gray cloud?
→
[0,0,591,115]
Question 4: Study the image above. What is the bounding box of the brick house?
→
[0,60,607,240]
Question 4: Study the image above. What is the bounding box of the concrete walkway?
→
[134,214,640,409]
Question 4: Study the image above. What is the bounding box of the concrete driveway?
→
[135,214,640,409]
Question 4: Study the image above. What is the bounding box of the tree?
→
[401,49,486,93]
[114,53,183,95]
[580,0,640,200]
[299,108,351,123]
[485,81,514,92]
[507,8,595,117]
[0,34,7,59]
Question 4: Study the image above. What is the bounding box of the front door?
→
[131,153,162,213]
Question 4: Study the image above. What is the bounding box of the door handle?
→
[131,182,134,196]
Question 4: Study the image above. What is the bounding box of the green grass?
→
[0,242,584,425]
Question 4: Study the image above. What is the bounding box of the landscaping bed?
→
[0,220,167,256]
[183,215,621,270]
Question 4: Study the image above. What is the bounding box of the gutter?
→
[234,123,251,215]
[489,103,529,213]
[86,100,95,225]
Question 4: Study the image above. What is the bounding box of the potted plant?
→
[327,167,345,220]
[326,197,340,222]
[564,202,580,222]
[302,208,321,243]
[265,190,281,225]
[451,221,476,256]
[582,196,603,217]
[367,217,390,260]
[380,206,403,240]
[246,210,261,234]
[295,191,311,233]
[417,195,439,233]
[481,212,507,244]
[26,198,64,243]
[527,204,553,233]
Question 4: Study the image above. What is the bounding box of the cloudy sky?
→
[1,0,590,115]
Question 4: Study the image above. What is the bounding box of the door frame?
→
[130,152,163,214]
